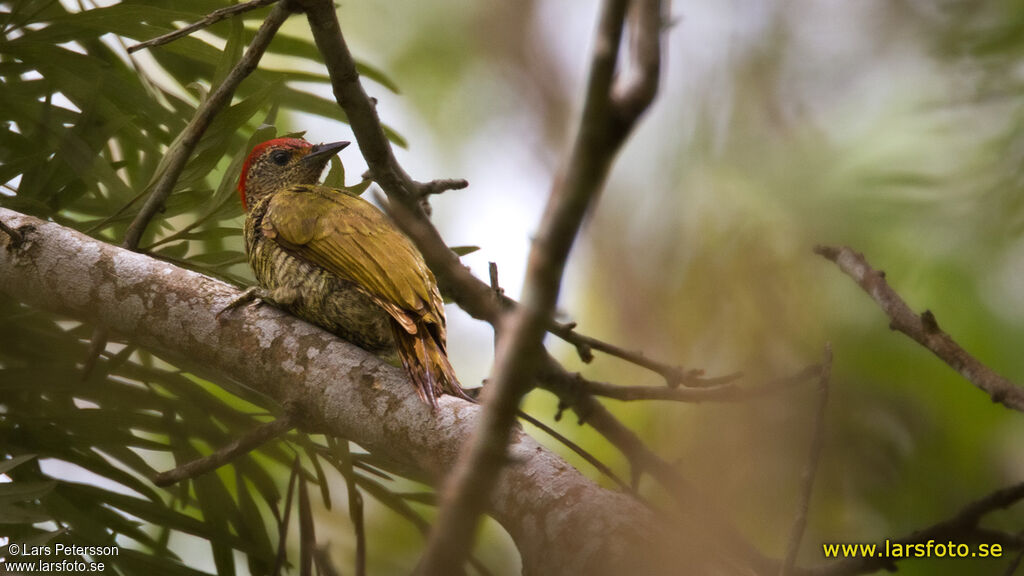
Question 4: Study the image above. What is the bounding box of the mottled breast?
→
[244,197,394,352]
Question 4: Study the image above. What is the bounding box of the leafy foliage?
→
[0,2,440,575]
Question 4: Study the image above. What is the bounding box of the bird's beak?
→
[304,141,350,163]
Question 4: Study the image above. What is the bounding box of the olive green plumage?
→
[234,137,464,408]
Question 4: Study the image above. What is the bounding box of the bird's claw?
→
[216,287,264,321]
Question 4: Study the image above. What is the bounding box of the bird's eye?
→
[270,150,290,166]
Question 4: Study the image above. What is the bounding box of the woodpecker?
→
[227,137,465,408]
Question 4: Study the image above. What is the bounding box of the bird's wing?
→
[262,185,446,338]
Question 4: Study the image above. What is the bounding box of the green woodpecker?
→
[230,137,465,408]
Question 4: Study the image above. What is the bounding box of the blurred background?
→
[4,0,1024,574]
[340,1,1024,571]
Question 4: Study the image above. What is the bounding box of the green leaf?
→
[0,480,57,505]
[343,179,373,197]
[211,16,244,90]
[0,454,37,475]
[0,503,51,524]
[323,156,346,189]
[450,245,481,257]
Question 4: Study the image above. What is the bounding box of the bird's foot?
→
[217,286,302,321]
[216,287,269,321]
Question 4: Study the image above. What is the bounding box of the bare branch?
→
[153,410,296,486]
[545,371,775,570]
[514,410,629,490]
[815,245,1024,412]
[779,345,833,576]
[582,364,817,402]
[121,1,291,250]
[488,261,503,296]
[419,178,469,197]
[549,321,712,385]
[126,0,281,54]
[611,0,664,129]
[296,0,422,203]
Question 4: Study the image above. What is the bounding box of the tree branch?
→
[294,1,766,571]
[152,409,297,487]
[0,207,688,576]
[126,0,281,54]
[416,0,664,572]
[296,0,423,204]
[815,245,1024,412]
[549,321,714,386]
[581,364,817,402]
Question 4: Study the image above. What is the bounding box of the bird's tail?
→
[390,320,470,409]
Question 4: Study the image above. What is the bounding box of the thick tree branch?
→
[815,245,1024,412]
[0,207,690,576]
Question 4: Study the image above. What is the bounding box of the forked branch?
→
[815,245,1024,412]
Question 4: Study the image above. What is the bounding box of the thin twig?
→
[153,411,295,486]
[0,219,24,247]
[419,178,469,197]
[516,410,628,490]
[488,261,502,296]
[779,345,833,576]
[549,322,710,386]
[121,1,291,250]
[582,364,817,402]
[815,245,1024,412]
[127,0,281,54]
[416,0,661,573]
